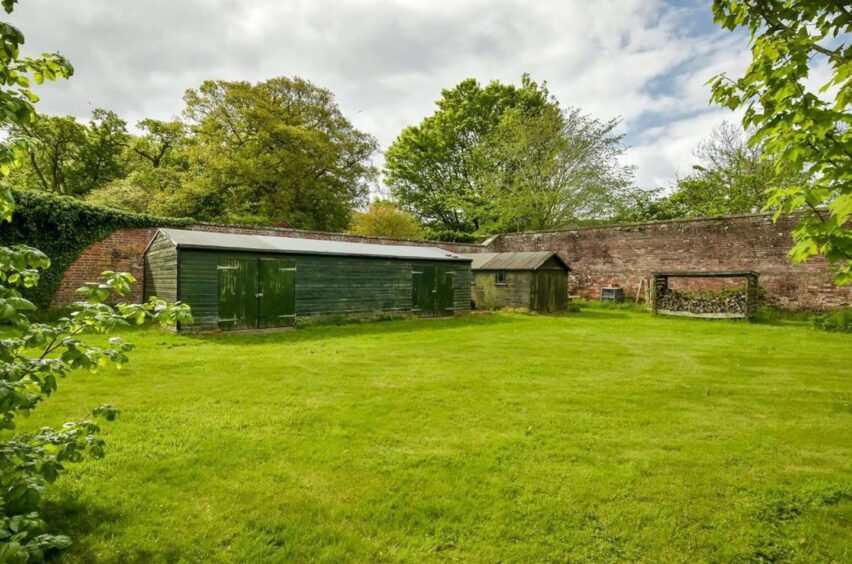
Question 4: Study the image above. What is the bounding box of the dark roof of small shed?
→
[154,228,470,262]
[461,251,569,271]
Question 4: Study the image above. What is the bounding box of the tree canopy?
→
[384,75,554,235]
[174,78,378,230]
[709,0,851,284]
[618,122,811,222]
[349,200,424,239]
[385,75,635,235]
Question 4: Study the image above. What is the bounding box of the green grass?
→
[16,311,852,562]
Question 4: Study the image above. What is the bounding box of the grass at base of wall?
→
[14,311,852,562]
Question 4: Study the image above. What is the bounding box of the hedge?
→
[0,190,189,308]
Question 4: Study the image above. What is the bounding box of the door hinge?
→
[217,317,237,322]
[279,267,296,271]
[256,293,264,298]
[217,265,239,270]
[278,314,296,318]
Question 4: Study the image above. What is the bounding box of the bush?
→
[812,308,852,333]
[0,190,189,308]
[424,228,480,243]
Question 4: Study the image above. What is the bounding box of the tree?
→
[478,105,635,232]
[84,177,153,214]
[709,1,851,284]
[349,200,424,239]
[384,75,553,234]
[0,3,191,559]
[178,77,378,229]
[6,109,129,197]
[128,118,186,169]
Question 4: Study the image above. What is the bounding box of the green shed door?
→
[412,265,435,317]
[435,266,455,316]
[258,259,296,328]
[218,258,258,330]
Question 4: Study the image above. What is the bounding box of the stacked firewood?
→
[657,289,746,314]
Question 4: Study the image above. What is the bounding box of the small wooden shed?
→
[144,229,472,331]
[463,252,571,313]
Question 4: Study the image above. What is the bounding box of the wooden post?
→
[651,275,668,314]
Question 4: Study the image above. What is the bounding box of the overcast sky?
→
[10,0,752,191]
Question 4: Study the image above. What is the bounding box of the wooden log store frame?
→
[650,270,760,320]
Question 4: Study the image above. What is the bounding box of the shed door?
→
[530,270,568,313]
[435,266,455,316]
[218,258,258,330]
[412,265,435,317]
[259,259,296,328]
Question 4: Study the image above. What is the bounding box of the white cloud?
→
[8,0,752,188]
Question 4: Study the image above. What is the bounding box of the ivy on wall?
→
[0,190,190,308]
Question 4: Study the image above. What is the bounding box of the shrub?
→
[812,309,852,333]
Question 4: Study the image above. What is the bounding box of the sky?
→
[10,0,753,191]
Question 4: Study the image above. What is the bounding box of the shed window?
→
[495,271,507,285]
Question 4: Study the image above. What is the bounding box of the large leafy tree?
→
[176,77,378,230]
[6,109,129,197]
[478,105,635,232]
[384,75,553,234]
[709,0,851,284]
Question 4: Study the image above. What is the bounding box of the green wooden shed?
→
[463,252,571,313]
[144,228,472,331]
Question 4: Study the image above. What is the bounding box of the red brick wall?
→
[51,225,484,308]
[51,228,157,307]
[490,213,850,311]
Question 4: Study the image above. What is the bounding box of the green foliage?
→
[0,190,188,309]
[175,77,378,230]
[709,1,851,284]
[422,228,480,243]
[478,105,635,232]
[6,109,129,197]
[615,123,811,223]
[0,262,191,561]
[384,75,553,234]
[0,0,72,223]
[348,200,424,240]
[812,308,852,332]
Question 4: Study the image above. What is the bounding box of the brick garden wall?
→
[52,213,850,310]
[489,213,850,311]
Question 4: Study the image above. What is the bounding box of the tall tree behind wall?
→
[174,77,378,230]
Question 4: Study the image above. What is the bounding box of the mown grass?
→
[16,311,852,562]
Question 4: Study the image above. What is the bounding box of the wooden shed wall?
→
[176,249,470,330]
[471,271,531,310]
[143,232,178,303]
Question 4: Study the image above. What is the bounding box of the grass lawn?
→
[17,309,852,562]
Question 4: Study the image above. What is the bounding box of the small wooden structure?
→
[144,229,472,331]
[462,252,571,313]
[651,270,759,320]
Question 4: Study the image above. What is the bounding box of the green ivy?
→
[0,190,189,308]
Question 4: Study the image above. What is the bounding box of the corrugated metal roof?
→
[461,251,569,271]
[157,228,470,262]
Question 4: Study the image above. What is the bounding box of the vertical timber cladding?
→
[530,270,568,313]
[411,263,462,317]
[149,228,472,331]
[216,258,296,330]
[176,250,471,331]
